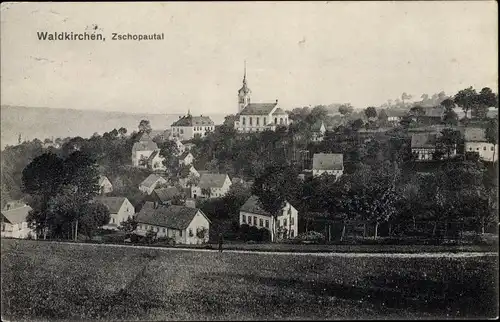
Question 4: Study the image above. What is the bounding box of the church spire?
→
[243,60,247,85]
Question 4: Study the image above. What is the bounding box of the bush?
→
[296,231,325,242]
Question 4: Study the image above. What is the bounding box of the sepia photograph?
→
[0,1,498,320]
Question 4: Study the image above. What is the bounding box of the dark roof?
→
[411,133,437,148]
[153,187,183,202]
[240,195,272,217]
[171,115,214,127]
[312,153,344,171]
[179,151,192,160]
[464,127,487,142]
[94,196,128,214]
[132,140,158,152]
[140,174,166,188]
[135,202,204,229]
[386,109,408,117]
[1,205,32,224]
[198,173,229,189]
[423,106,444,118]
[239,103,277,115]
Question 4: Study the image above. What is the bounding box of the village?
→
[1,67,498,247]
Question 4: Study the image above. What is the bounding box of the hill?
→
[0,105,226,150]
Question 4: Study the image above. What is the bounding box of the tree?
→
[378,109,388,126]
[138,120,152,134]
[364,106,377,119]
[485,118,498,162]
[118,127,128,138]
[409,105,425,117]
[401,92,412,106]
[223,114,238,128]
[475,87,498,119]
[119,216,138,233]
[454,87,478,119]
[436,129,461,159]
[338,104,354,124]
[158,140,180,176]
[77,202,111,239]
[442,107,458,127]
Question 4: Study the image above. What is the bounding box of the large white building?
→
[464,127,498,162]
[234,64,289,132]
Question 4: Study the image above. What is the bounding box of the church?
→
[234,63,289,133]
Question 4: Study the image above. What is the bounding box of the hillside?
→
[0,106,226,150]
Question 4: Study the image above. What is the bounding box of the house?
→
[139,174,168,194]
[191,173,232,199]
[147,150,166,172]
[148,186,186,206]
[171,111,215,141]
[464,127,498,162]
[178,165,201,188]
[411,133,438,160]
[178,151,194,166]
[131,132,159,167]
[184,143,196,151]
[293,149,312,171]
[1,203,36,239]
[311,120,326,142]
[312,153,344,178]
[149,129,171,144]
[98,175,113,194]
[239,195,298,242]
[385,109,408,125]
[418,106,444,125]
[135,202,210,244]
[94,196,135,230]
[233,65,289,132]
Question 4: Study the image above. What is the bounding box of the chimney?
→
[276,99,278,103]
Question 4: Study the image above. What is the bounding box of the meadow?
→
[1,239,498,320]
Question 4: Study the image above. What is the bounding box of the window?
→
[483,146,487,151]
[259,218,263,227]
[242,117,246,125]
[284,218,287,227]
[491,147,494,151]
[253,216,257,225]
[249,117,253,126]
[277,219,281,227]
[264,117,267,125]
[280,118,283,125]
[189,228,193,237]
[163,228,166,233]
[180,129,184,134]
[242,214,246,223]
[291,230,294,237]
[256,118,260,125]
[180,230,183,237]
[112,218,115,224]
[291,217,294,225]
[476,147,479,151]
[274,117,278,124]
[265,220,269,228]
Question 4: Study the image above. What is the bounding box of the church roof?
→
[239,103,278,115]
[171,115,214,127]
[272,108,287,115]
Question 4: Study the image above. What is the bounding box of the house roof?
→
[464,127,487,142]
[312,153,344,171]
[240,195,272,217]
[1,205,32,224]
[179,151,192,160]
[311,120,325,132]
[94,196,128,214]
[153,187,183,202]
[239,103,277,115]
[198,173,228,189]
[147,150,160,162]
[272,107,287,115]
[411,133,437,148]
[171,115,214,127]
[132,140,158,152]
[386,109,408,117]
[98,175,110,185]
[135,202,205,230]
[140,174,166,188]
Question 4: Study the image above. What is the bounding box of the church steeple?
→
[238,60,251,113]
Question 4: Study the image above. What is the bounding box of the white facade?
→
[139,176,168,195]
[135,210,210,245]
[235,112,289,133]
[465,142,498,162]
[171,124,215,141]
[99,176,113,194]
[239,201,298,242]
[101,199,135,230]
[179,152,194,166]
[1,220,36,239]
[191,175,232,199]
[312,169,344,179]
[148,151,166,171]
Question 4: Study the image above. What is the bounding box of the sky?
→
[0,1,497,115]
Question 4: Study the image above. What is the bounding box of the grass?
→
[1,239,498,320]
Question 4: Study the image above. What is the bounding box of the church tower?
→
[238,61,251,113]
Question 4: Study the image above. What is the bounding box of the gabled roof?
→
[171,115,214,127]
[311,120,325,132]
[312,153,344,171]
[240,195,292,217]
[153,187,183,202]
[135,202,207,230]
[1,205,32,224]
[239,103,277,115]
[94,196,128,214]
[411,133,437,148]
[423,106,444,118]
[132,140,158,152]
[464,127,487,142]
[140,174,166,188]
[198,173,229,189]
[148,150,162,162]
[272,107,287,115]
[98,175,110,185]
[179,151,192,160]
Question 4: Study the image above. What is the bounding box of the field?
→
[1,239,498,320]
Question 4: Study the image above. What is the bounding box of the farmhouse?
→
[311,120,326,142]
[131,132,159,167]
[464,127,498,162]
[148,186,186,206]
[135,202,210,244]
[147,150,166,171]
[239,195,298,242]
[1,203,36,239]
[178,151,194,166]
[386,109,408,125]
[411,133,437,160]
[178,165,200,188]
[191,173,232,199]
[419,106,444,125]
[139,174,168,194]
[94,196,135,230]
[98,175,113,194]
[171,111,215,141]
[312,153,344,178]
